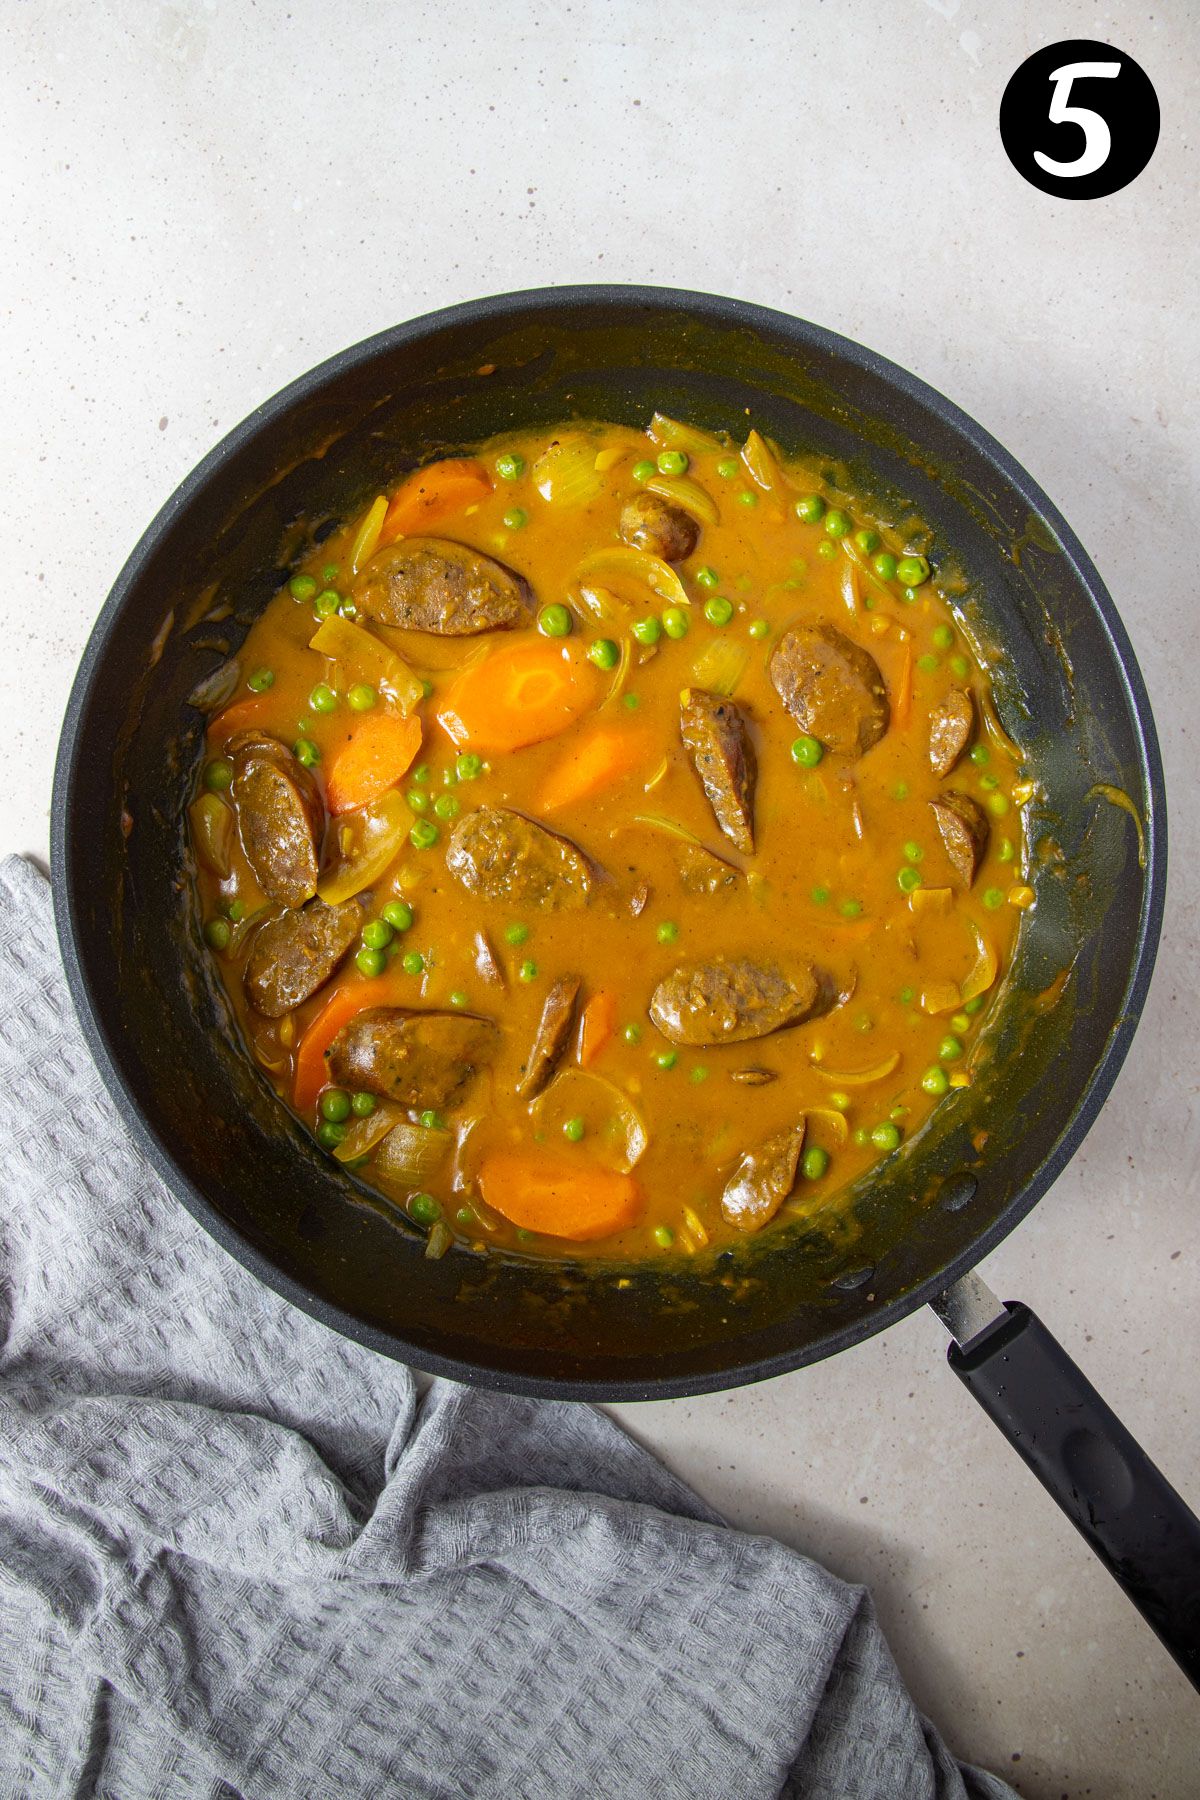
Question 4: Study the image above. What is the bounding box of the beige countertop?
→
[3,1,1197,1791]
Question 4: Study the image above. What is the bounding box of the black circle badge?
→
[1000,40,1159,199]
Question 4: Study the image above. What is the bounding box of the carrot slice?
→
[325,712,423,815]
[436,641,599,755]
[380,458,493,543]
[477,1150,642,1241]
[892,640,914,729]
[537,725,654,813]
[577,990,617,1067]
[206,697,274,742]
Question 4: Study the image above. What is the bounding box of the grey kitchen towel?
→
[0,854,1013,1800]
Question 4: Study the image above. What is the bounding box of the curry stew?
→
[188,416,1028,1262]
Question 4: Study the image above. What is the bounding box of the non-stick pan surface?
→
[51,287,1166,1401]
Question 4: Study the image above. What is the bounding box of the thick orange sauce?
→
[191,417,1026,1262]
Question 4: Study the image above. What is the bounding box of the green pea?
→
[504,922,529,946]
[795,495,826,524]
[563,1116,586,1143]
[623,693,640,710]
[939,1035,964,1061]
[997,838,1015,865]
[893,781,909,800]
[716,457,739,478]
[898,985,915,1005]
[853,528,881,555]
[980,773,999,791]
[347,683,377,712]
[916,654,940,675]
[655,1050,677,1070]
[896,554,930,587]
[309,683,337,714]
[689,1066,709,1084]
[657,449,688,476]
[790,734,823,768]
[871,1122,902,1152]
[320,1087,352,1123]
[662,607,689,640]
[420,679,434,699]
[950,1012,971,1034]
[314,589,341,619]
[921,1066,950,1097]
[406,789,428,813]
[747,618,769,640]
[829,1092,851,1112]
[362,919,394,951]
[518,959,538,982]
[988,793,1010,816]
[853,1127,870,1148]
[247,667,275,693]
[824,508,851,538]
[950,655,970,678]
[356,946,386,978]
[653,1224,674,1248]
[351,1091,377,1118]
[317,1120,347,1150]
[816,540,837,561]
[289,574,318,601]
[964,995,985,1015]
[453,754,482,784]
[456,1205,476,1227]
[294,738,319,767]
[622,1023,642,1044]
[839,898,863,918]
[225,900,245,922]
[632,615,662,645]
[433,793,459,821]
[538,603,572,638]
[409,1193,440,1225]
[495,452,524,481]
[704,596,734,627]
[203,758,233,792]
[897,866,922,893]
[983,887,1005,910]
[588,637,620,670]
[402,950,425,975]
[449,989,468,1008]
[932,624,954,650]
[873,552,899,581]
[695,565,719,589]
[802,1146,830,1181]
[322,564,340,583]
[969,744,990,766]
[903,840,923,863]
[419,1109,445,1130]
[502,507,527,530]
[736,489,758,508]
[632,459,656,484]
[204,918,231,951]
[340,601,359,622]
[656,920,680,944]
[410,820,439,849]
[382,899,414,931]
[810,885,830,905]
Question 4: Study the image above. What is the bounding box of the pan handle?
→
[931,1273,1200,1692]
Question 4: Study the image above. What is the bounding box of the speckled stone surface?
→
[2,2,1197,1793]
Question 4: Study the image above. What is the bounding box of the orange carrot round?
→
[477,1149,642,1241]
[436,641,599,755]
[380,458,493,543]
[577,990,618,1067]
[326,712,423,815]
[537,725,655,812]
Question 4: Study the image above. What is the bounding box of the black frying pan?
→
[50,287,1200,1686]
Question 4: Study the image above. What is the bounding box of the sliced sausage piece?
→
[929,686,975,777]
[517,975,581,1100]
[352,536,534,634]
[446,806,592,911]
[228,732,324,909]
[473,929,506,990]
[680,688,757,855]
[721,1122,806,1233]
[649,956,830,1047]
[618,493,699,563]
[326,1008,498,1107]
[729,1067,777,1086]
[243,896,369,1017]
[930,792,990,886]
[769,622,889,758]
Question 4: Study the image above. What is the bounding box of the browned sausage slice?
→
[352,536,534,634]
[618,493,699,563]
[930,792,990,886]
[517,975,581,1100]
[228,732,324,909]
[243,896,369,1017]
[326,1008,498,1107]
[680,688,757,855]
[446,807,592,911]
[769,623,889,758]
[929,686,975,777]
[721,1122,806,1232]
[649,956,830,1047]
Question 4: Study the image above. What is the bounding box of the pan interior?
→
[53,291,1163,1398]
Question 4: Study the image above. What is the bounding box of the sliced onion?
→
[645,474,719,526]
[188,657,240,714]
[741,429,789,495]
[188,793,234,878]
[920,982,962,1016]
[373,1120,454,1189]
[317,790,411,904]
[909,886,953,914]
[598,635,632,710]
[424,1221,452,1259]
[960,923,999,1003]
[690,636,749,698]
[811,1052,900,1085]
[806,1107,849,1146]
[648,413,726,457]
[309,614,424,715]
[529,1068,647,1173]
[332,1102,407,1163]
[534,435,603,507]
[628,813,740,873]
[576,582,627,630]
[349,495,388,574]
[577,548,689,609]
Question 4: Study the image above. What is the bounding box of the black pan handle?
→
[933,1279,1200,1691]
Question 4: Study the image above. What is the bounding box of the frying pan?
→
[50,287,1200,1686]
